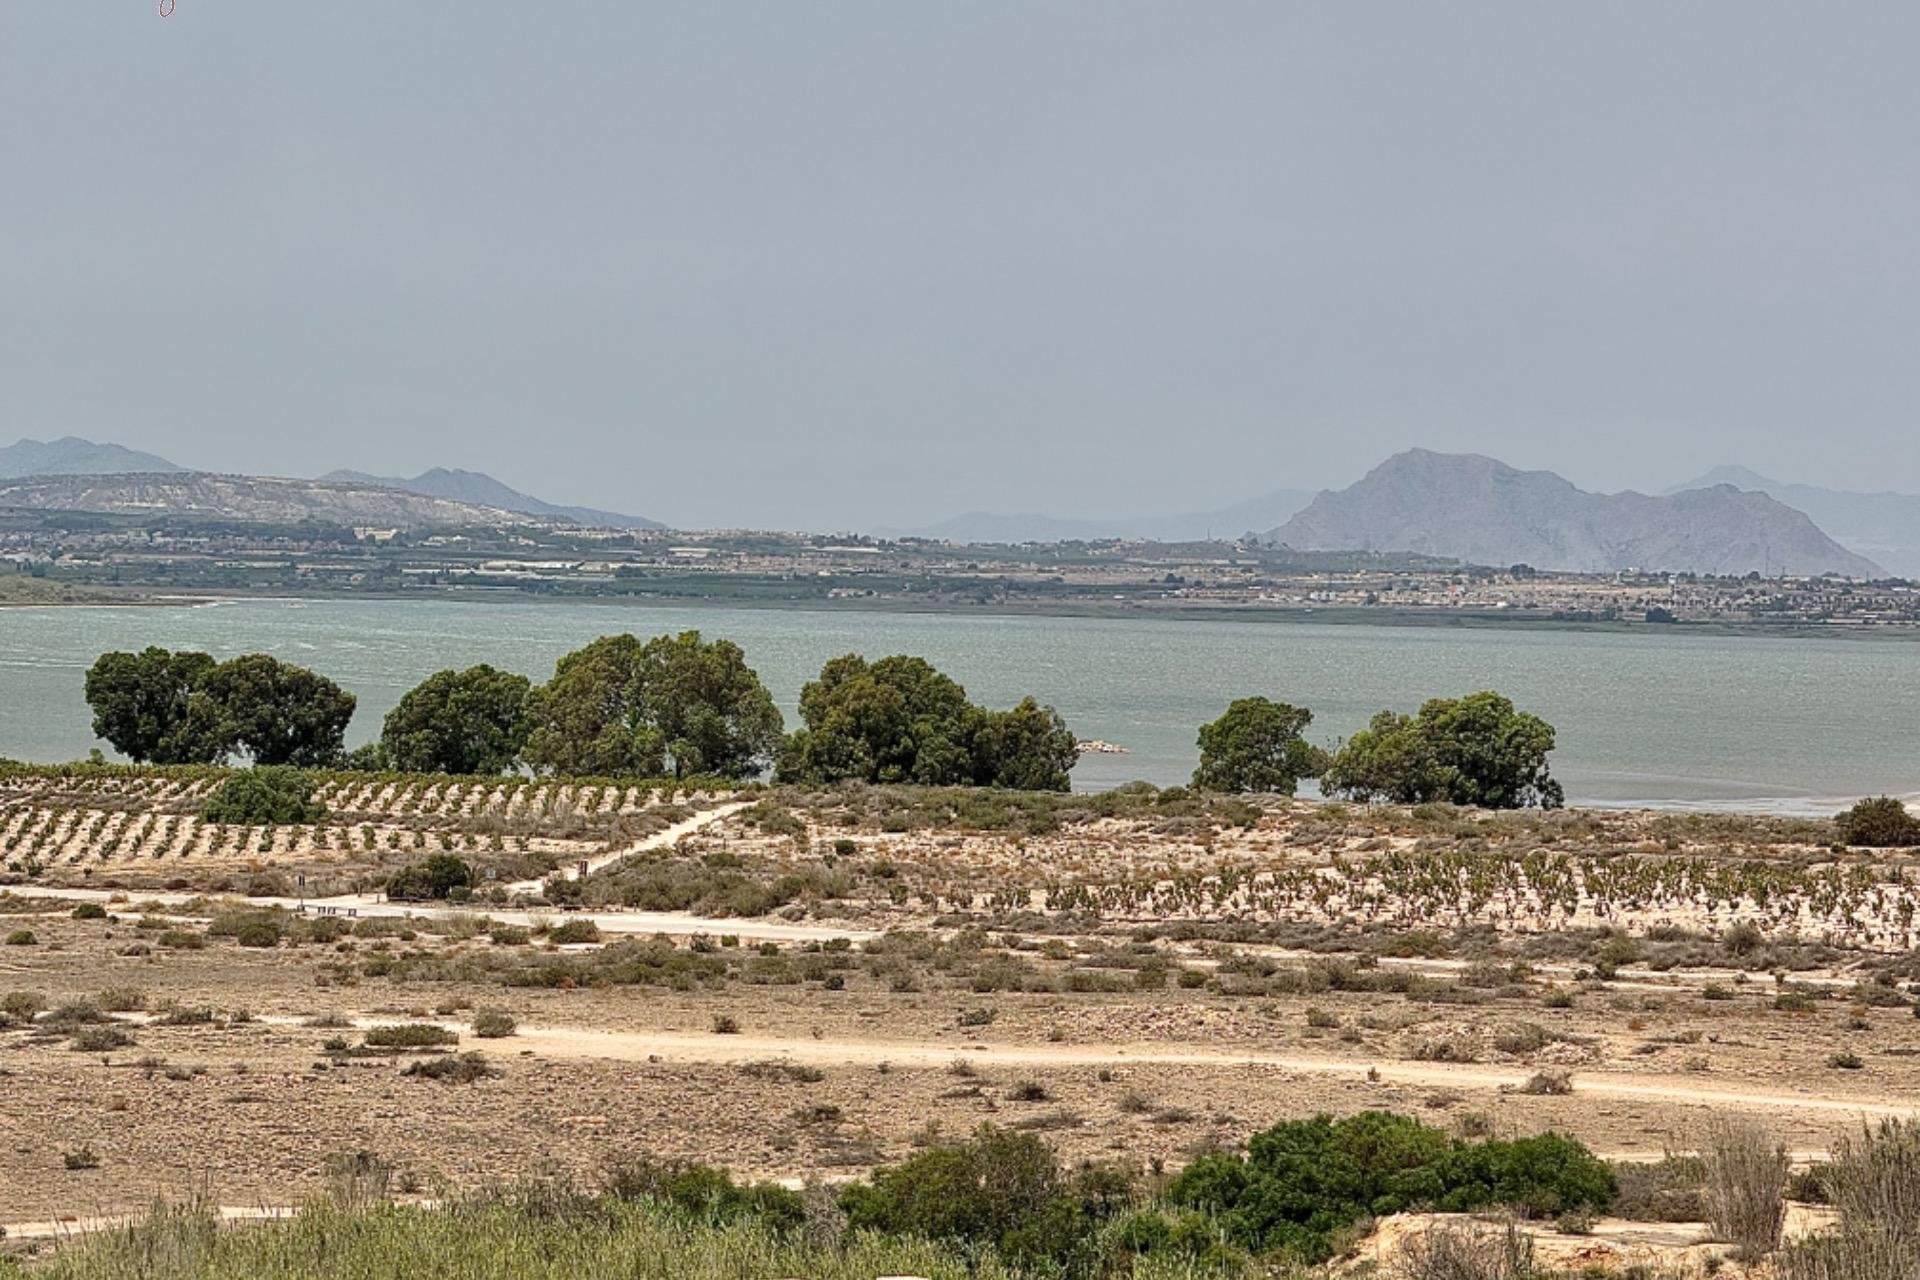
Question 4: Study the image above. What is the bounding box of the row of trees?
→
[84,649,357,768]
[83,635,1079,791]
[1191,690,1564,809]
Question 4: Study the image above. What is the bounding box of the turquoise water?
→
[2,598,1915,810]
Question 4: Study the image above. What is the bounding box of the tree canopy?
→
[522,632,783,779]
[83,647,227,765]
[778,654,1076,791]
[1321,691,1563,810]
[636,631,786,779]
[1191,697,1326,795]
[380,664,531,776]
[85,648,354,767]
[199,654,357,767]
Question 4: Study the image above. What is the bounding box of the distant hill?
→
[318,466,662,531]
[1268,450,1883,577]
[0,436,183,479]
[1668,466,1920,578]
[884,489,1316,544]
[0,472,532,529]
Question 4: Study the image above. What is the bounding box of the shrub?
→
[402,1052,497,1084]
[363,1023,458,1049]
[71,1025,134,1052]
[201,766,327,825]
[840,1124,1132,1269]
[1166,1111,1613,1263]
[62,1146,101,1171]
[548,919,601,945]
[1610,1155,1706,1222]
[385,854,474,902]
[470,1008,517,1039]
[1778,1120,1920,1279]
[71,902,108,921]
[603,1156,805,1234]
[1517,1070,1574,1096]
[1703,1119,1788,1260]
[1395,1220,1538,1280]
[235,920,282,948]
[1835,796,1920,848]
[4,929,37,946]
[1,990,48,1027]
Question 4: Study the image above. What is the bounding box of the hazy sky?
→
[5,4,1920,530]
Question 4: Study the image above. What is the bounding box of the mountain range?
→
[1268,450,1883,577]
[0,472,532,529]
[1667,466,1920,578]
[0,437,661,531]
[880,489,1316,544]
[0,436,184,479]
[316,467,662,530]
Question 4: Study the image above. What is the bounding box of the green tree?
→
[380,664,531,775]
[779,654,1075,791]
[82,647,227,764]
[636,631,784,779]
[200,766,328,825]
[1323,691,1563,810]
[972,697,1079,792]
[522,632,783,779]
[1191,698,1326,795]
[779,654,981,785]
[522,634,661,777]
[201,654,357,767]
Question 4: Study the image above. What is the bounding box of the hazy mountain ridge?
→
[1668,466,1920,578]
[0,436,183,478]
[1270,450,1883,577]
[0,472,532,529]
[315,466,662,530]
[883,489,1316,544]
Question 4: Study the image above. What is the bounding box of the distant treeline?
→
[81,633,1078,792]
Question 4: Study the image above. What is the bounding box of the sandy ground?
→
[3,782,1917,1266]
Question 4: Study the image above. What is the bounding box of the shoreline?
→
[16,583,1920,642]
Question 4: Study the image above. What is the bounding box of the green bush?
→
[471,1008,517,1038]
[1836,797,1920,848]
[71,902,109,921]
[604,1156,806,1234]
[363,1023,459,1049]
[840,1125,1134,1270]
[1165,1111,1614,1263]
[549,919,601,945]
[386,853,474,901]
[4,928,37,946]
[201,766,327,825]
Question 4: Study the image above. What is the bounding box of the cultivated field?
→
[1,767,1916,1276]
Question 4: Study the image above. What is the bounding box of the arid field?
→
[1,765,1916,1276]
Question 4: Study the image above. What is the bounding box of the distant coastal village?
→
[8,516,1920,630]
[6,438,1920,630]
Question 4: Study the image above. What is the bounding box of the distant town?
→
[6,509,1919,632]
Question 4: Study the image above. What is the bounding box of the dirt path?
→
[273,1012,1917,1122]
[500,799,755,894]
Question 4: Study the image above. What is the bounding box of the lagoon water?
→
[2,598,1915,811]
